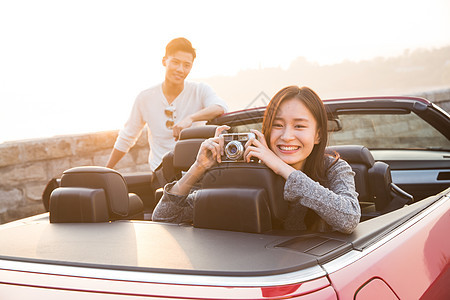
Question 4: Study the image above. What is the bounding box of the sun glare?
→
[0,0,449,142]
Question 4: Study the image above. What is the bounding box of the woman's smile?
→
[277,145,301,152]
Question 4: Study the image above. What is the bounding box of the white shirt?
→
[114,81,228,171]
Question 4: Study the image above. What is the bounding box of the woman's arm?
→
[152,125,230,223]
[284,158,361,234]
[152,182,196,223]
[169,125,230,196]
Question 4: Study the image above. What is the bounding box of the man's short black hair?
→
[165,37,196,60]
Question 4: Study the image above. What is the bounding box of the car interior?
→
[46,125,443,228]
[42,98,449,231]
[30,98,450,275]
[36,125,447,275]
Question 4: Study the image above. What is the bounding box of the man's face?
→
[162,51,194,85]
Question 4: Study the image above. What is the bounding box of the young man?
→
[106,38,227,171]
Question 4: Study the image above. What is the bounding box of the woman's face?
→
[269,97,320,170]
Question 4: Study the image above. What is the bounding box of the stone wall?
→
[0,130,150,224]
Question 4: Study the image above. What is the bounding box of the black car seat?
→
[49,166,144,223]
[327,145,413,220]
[194,162,287,233]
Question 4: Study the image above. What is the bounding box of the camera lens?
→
[228,144,238,154]
[225,141,244,160]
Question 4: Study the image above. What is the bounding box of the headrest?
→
[173,139,204,171]
[60,166,129,216]
[326,145,374,167]
[173,125,218,171]
[179,125,218,140]
[50,187,109,223]
[200,163,287,222]
[194,187,272,233]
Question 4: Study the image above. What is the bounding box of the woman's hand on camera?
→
[171,125,230,196]
[244,129,295,179]
[194,125,230,172]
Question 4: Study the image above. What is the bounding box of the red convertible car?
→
[0,96,449,299]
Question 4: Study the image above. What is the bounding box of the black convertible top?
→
[0,220,347,276]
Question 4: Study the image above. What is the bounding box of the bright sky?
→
[1,0,449,143]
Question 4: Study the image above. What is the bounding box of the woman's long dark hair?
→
[262,86,337,182]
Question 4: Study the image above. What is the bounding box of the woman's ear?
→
[314,129,321,144]
[162,56,167,67]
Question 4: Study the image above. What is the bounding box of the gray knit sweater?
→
[152,157,361,234]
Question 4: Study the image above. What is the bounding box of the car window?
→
[328,112,450,150]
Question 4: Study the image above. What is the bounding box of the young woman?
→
[152,86,361,234]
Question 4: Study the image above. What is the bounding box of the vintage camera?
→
[220,132,257,162]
